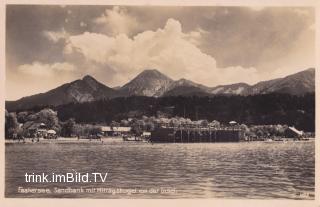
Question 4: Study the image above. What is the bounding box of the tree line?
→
[54,93,314,131]
[5,93,315,139]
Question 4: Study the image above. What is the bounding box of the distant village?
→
[5,108,313,143]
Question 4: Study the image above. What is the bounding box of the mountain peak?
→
[81,75,101,91]
[127,69,173,83]
[177,78,188,82]
[174,78,197,87]
[176,78,195,84]
[82,75,96,82]
[136,69,169,79]
[304,67,315,72]
[81,75,106,89]
[120,69,173,96]
[141,69,161,73]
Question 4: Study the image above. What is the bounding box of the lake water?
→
[5,141,314,199]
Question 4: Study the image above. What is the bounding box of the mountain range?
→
[6,68,315,111]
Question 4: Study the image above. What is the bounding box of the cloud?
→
[93,6,139,36]
[63,18,260,86]
[43,28,69,43]
[183,27,208,46]
[80,21,87,27]
[64,32,117,64]
[8,62,78,100]
[7,6,315,100]
[18,61,75,77]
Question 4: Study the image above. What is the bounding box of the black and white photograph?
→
[3,1,317,204]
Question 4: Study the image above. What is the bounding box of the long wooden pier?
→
[150,126,245,143]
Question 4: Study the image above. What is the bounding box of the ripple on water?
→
[5,141,314,199]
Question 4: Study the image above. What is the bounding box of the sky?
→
[6,5,315,100]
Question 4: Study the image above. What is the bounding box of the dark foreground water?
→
[5,141,314,199]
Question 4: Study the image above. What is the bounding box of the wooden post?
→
[214,130,216,142]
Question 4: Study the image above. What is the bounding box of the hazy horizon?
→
[6,5,315,100]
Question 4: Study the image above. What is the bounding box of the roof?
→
[142,132,151,136]
[288,127,303,136]
[37,129,47,132]
[47,129,56,134]
[101,126,131,132]
[112,127,131,132]
[101,126,112,131]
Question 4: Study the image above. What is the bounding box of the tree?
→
[38,109,59,128]
[131,123,142,136]
[137,120,146,130]
[169,118,180,128]
[37,108,61,134]
[77,124,102,138]
[89,126,102,136]
[209,120,220,128]
[256,128,265,138]
[120,119,129,126]
[61,118,76,137]
[5,112,19,139]
[240,124,249,132]
[200,120,209,127]
[10,93,315,132]
[145,121,155,131]
[110,121,120,128]
[17,111,29,123]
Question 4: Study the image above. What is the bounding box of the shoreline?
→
[4,137,314,144]
[4,137,125,144]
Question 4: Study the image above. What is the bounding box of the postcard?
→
[1,0,318,206]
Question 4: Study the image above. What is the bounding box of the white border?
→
[1,1,319,207]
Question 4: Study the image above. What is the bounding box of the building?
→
[47,129,57,139]
[101,126,131,137]
[22,122,47,138]
[229,121,237,125]
[285,126,304,138]
[142,131,151,139]
[142,131,151,136]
